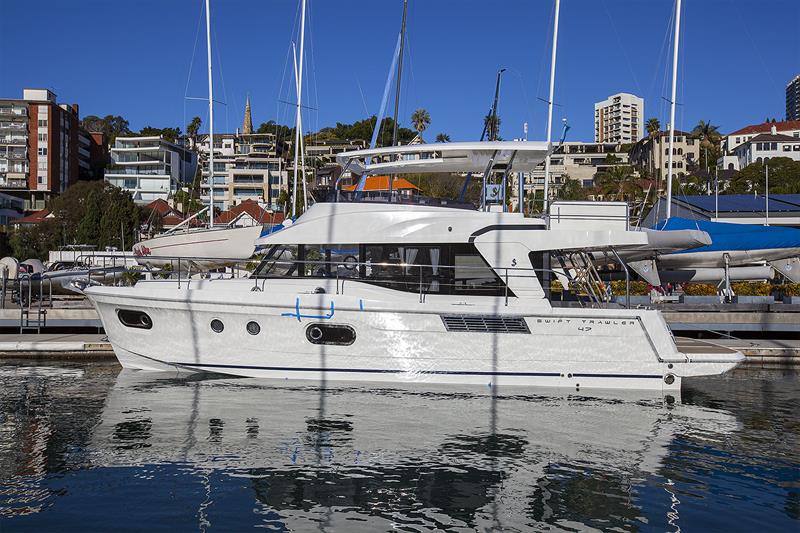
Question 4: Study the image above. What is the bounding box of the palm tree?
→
[692,119,721,172]
[484,113,501,141]
[187,116,202,147]
[646,117,661,138]
[691,119,720,142]
[435,133,451,143]
[594,166,641,202]
[411,108,431,138]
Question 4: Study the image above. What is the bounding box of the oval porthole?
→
[210,319,224,333]
[117,309,153,330]
[246,321,260,335]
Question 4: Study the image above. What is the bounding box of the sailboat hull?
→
[132,225,263,269]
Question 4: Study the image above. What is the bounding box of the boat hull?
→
[132,225,263,269]
[86,280,743,391]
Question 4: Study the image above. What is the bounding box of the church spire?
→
[242,94,253,135]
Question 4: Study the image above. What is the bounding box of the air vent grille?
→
[441,315,530,334]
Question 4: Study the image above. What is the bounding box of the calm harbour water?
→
[0,361,798,532]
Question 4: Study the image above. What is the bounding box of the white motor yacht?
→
[85,142,744,391]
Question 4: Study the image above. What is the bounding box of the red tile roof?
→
[728,120,800,136]
[145,198,181,218]
[342,176,420,192]
[14,209,51,225]
[216,199,284,225]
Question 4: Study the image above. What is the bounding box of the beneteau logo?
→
[133,245,151,257]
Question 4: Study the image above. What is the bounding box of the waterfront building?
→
[594,93,644,143]
[718,120,800,170]
[629,130,700,180]
[0,88,104,211]
[306,139,367,167]
[105,136,198,204]
[526,141,632,197]
[787,74,800,121]
[196,132,289,212]
[730,126,800,170]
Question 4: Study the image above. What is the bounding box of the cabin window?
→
[253,243,508,296]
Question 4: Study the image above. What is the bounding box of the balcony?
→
[0,173,28,189]
[106,165,170,176]
[0,136,27,145]
[0,121,27,131]
[3,150,27,160]
[0,107,27,117]
[113,152,167,163]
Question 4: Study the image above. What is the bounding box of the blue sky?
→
[1,0,797,141]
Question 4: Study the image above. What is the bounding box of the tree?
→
[646,117,661,138]
[692,119,721,172]
[80,115,131,143]
[484,113,501,141]
[435,133,451,143]
[10,221,62,261]
[139,126,182,143]
[593,166,642,202]
[411,108,431,137]
[173,189,204,215]
[187,116,202,145]
[557,177,588,201]
[728,158,800,194]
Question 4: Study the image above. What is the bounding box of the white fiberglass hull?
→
[86,279,743,391]
[132,225,263,268]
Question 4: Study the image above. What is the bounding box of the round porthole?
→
[664,374,676,385]
[246,321,260,335]
[210,319,224,333]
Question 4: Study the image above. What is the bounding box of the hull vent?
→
[441,315,530,334]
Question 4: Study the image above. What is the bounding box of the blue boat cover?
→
[656,217,800,253]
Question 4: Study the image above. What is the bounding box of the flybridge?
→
[335,141,551,176]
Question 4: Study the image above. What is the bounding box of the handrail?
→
[75,250,636,308]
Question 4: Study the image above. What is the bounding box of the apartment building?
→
[787,74,800,121]
[629,130,700,180]
[196,132,289,212]
[594,93,644,144]
[105,136,198,204]
[718,119,800,170]
[0,88,97,211]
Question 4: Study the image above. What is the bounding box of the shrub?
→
[610,280,649,295]
[778,283,800,296]
[682,283,718,296]
[731,282,771,296]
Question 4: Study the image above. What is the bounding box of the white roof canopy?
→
[336,141,551,175]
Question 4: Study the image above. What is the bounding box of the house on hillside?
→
[215,199,284,228]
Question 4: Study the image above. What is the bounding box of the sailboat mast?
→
[666,0,681,219]
[542,0,560,214]
[391,0,408,147]
[292,0,307,218]
[205,0,215,227]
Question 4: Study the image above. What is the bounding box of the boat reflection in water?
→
[84,370,742,531]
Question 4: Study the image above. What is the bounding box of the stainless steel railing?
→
[76,253,633,309]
